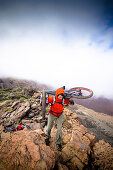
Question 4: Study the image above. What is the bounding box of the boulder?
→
[10,102,30,121]
[0,130,55,170]
[60,109,96,169]
[93,140,113,169]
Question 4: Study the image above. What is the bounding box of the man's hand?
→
[69,99,75,105]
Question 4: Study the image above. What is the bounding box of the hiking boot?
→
[56,144,62,151]
[45,137,50,146]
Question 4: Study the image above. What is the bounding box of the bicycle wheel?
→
[68,87,93,99]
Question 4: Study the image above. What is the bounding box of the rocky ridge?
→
[0,90,113,170]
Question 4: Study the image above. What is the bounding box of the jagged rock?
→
[10,101,30,121]
[0,101,31,123]
[61,132,93,169]
[0,130,55,170]
[93,140,113,169]
[61,126,95,168]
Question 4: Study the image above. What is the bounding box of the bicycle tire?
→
[69,87,93,99]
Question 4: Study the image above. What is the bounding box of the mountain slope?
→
[0,77,49,91]
[74,96,113,116]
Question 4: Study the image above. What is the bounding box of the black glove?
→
[69,99,74,105]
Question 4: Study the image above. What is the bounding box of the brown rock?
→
[60,111,96,169]
[93,140,113,169]
[0,130,55,170]
[61,142,88,167]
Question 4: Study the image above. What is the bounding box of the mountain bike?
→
[40,86,93,119]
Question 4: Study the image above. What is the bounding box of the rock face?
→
[0,130,55,170]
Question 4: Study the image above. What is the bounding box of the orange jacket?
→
[47,88,70,117]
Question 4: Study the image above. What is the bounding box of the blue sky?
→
[0,0,113,98]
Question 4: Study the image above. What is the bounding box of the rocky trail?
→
[0,88,113,170]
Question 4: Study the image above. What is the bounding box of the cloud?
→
[0,30,113,98]
[0,0,113,99]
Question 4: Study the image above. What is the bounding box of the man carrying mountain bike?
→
[45,88,74,151]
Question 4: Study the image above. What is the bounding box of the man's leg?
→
[46,113,55,138]
[56,114,63,146]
